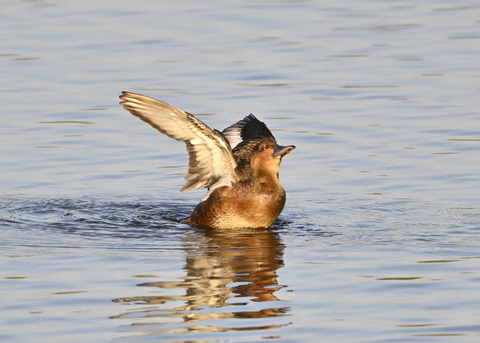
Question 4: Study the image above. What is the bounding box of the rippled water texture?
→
[1,1,480,342]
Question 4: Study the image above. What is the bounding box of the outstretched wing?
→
[119,91,238,192]
[222,114,276,149]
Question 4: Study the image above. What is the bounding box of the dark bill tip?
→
[272,144,296,158]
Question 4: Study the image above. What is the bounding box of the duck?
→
[119,91,295,229]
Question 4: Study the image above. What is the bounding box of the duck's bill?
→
[272,144,296,158]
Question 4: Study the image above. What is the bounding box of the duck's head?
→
[250,138,295,180]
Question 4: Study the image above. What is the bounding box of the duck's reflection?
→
[112,227,289,335]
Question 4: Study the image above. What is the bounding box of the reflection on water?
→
[2,0,480,341]
[112,227,290,337]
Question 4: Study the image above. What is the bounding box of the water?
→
[1,0,480,342]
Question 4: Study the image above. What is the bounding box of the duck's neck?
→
[255,169,281,189]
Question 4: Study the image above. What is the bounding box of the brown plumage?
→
[119,91,295,229]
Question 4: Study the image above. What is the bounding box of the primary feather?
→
[119,91,238,192]
[222,113,276,150]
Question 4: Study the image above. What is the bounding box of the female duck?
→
[120,91,295,229]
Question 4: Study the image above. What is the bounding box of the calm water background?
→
[1,0,480,342]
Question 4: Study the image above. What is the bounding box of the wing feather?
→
[119,91,238,192]
[222,113,276,149]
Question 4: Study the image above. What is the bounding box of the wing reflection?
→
[112,227,290,337]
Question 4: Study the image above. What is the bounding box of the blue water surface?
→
[1,1,480,342]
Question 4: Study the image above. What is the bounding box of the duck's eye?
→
[260,146,266,152]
